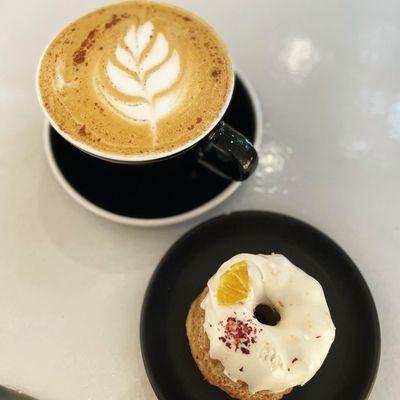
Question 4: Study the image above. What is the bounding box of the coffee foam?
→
[39,1,233,157]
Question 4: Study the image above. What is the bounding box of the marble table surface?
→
[1,0,399,399]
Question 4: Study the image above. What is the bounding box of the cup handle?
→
[197,121,258,181]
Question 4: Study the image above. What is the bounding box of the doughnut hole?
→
[254,304,281,326]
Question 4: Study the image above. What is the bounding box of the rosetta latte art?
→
[98,21,182,143]
[39,1,233,157]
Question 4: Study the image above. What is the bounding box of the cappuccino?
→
[38,1,233,157]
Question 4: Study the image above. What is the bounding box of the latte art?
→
[39,2,233,157]
[98,21,182,143]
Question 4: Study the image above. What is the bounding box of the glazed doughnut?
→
[187,253,335,398]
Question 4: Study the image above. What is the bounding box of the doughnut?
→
[186,254,336,399]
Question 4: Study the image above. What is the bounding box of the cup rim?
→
[43,66,263,227]
[35,1,235,163]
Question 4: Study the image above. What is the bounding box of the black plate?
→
[49,74,256,219]
[141,211,380,400]
[0,387,35,400]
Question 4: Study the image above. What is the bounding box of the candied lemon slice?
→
[217,261,250,306]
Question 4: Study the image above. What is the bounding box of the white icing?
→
[201,254,336,394]
[96,21,183,143]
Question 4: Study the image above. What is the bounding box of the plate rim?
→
[140,210,381,400]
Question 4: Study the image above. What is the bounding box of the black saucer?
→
[141,211,380,400]
[48,75,257,220]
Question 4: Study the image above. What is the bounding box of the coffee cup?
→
[37,1,258,181]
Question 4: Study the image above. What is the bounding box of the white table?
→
[1,0,399,399]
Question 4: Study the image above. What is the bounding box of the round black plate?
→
[49,75,256,219]
[141,211,380,400]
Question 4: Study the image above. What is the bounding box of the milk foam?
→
[98,22,182,142]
